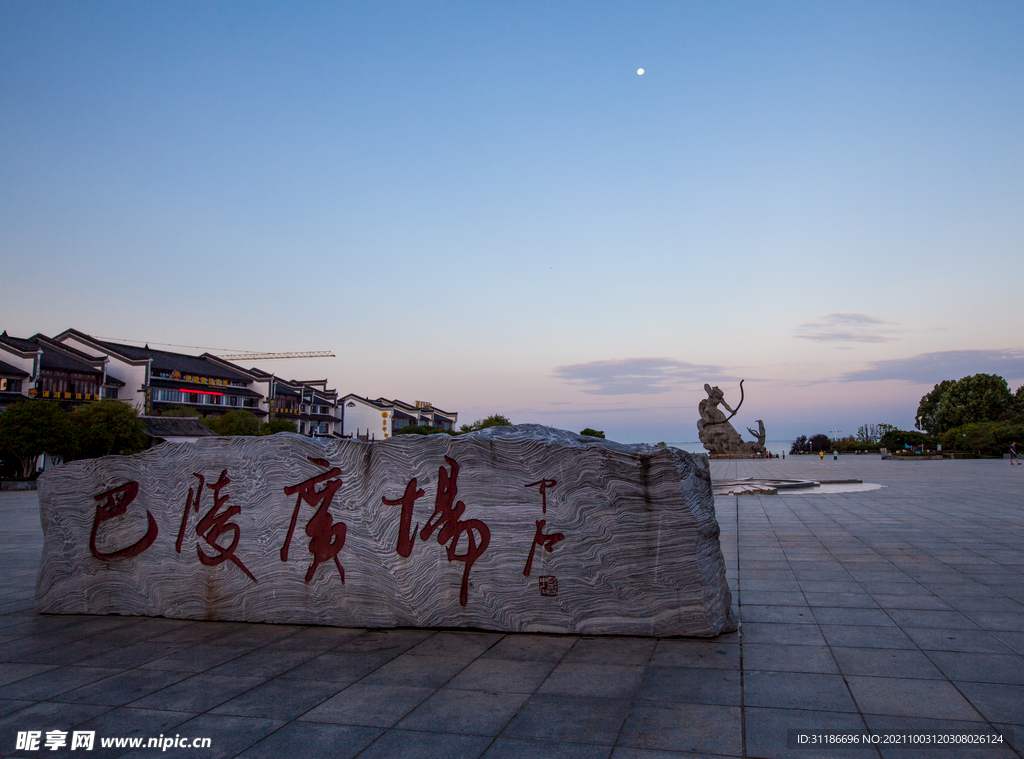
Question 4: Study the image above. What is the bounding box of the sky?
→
[2,1,1022,443]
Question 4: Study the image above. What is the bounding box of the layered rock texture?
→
[36,426,736,637]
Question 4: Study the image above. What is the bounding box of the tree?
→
[155,406,201,418]
[579,428,605,438]
[916,380,955,433]
[790,435,808,455]
[395,424,451,436]
[203,410,261,436]
[259,419,298,435]
[917,374,1014,434]
[458,414,512,434]
[808,434,831,453]
[0,401,71,478]
[880,428,931,452]
[66,400,147,461]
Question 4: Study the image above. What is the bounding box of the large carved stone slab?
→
[36,425,736,637]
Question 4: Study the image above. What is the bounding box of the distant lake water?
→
[666,441,794,457]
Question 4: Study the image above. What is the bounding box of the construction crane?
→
[215,351,335,360]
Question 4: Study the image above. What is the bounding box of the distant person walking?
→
[819,450,824,460]
[1011,442,1020,466]
[833,450,838,461]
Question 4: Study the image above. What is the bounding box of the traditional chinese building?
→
[3,328,456,443]
[54,330,265,417]
[247,370,340,436]
[339,394,458,440]
[0,332,122,410]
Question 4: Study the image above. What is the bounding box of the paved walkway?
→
[0,457,1021,758]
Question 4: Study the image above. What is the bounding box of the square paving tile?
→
[277,651,394,683]
[830,647,943,679]
[398,688,528,735]
[237,721,382,759]
[954,681,1024,724]
[55,668,192,706]
[75,706,196,754]
[745,706,873,759]
[845,675,983,720]
[130,674,267,712]
[334,629,435,656]
[359,653,472,688]
[0,665,121,701]
[500,694,630,745]
[902,627,1014,653]
[121,713,284,759]
[487,739,612,758]
[563,637,657,665]
[536,663,644,699]
[744,671,857,713]
[740,623,827,647]
[819,625,917,650]
[481,635,577,663]
[299,683,434,727]
[444,658,556,694]
[739,605,814,624]
[636,665,740,706]
[928,651,1024,684]
[211,677,341,719]
[617,701,742,756]
[649,640,739,670]
[358,730,495,759]
[407,631,503,659]
[743,644,839,674]
[138,643,250,673]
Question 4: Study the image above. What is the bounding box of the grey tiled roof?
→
[140,416,219,439]
[0,359,28,378]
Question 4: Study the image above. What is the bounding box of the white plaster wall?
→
[342,398,392,439]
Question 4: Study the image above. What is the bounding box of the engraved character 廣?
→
[282,458,347,583]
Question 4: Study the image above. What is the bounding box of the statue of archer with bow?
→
[697,380,766,455]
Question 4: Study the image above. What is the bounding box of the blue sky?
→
[2,1,1022,442]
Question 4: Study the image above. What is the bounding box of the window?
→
[226,395,239,407]
[243,398,259,408]
[229,380,248,388]
[152,370,172,379]
[102,387,118,399]
[299,422,305,433]
[0,379,22,393]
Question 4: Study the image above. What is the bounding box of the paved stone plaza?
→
[0,456,1020,758]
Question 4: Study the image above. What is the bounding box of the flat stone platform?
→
[0,456,1020,758]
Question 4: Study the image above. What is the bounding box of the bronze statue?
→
[697,381,766,455]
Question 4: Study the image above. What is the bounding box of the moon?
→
[637,68,644,75]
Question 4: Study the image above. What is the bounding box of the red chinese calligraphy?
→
[175,470,256,583]
[524,479,557,513]
[523,519,564,577]
[90,482,158,561]
[282,458,347,583]
[381,478,425,558]
[382,456,490,606]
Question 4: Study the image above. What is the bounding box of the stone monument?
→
[36,425,737,637]
[697,381,766,455]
